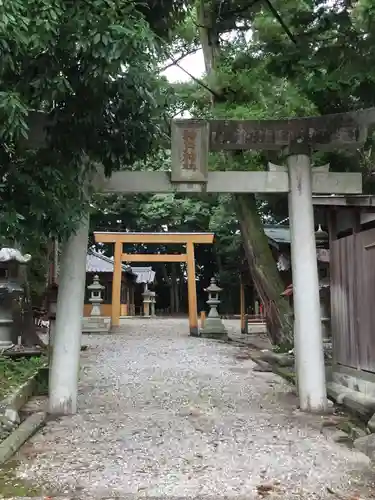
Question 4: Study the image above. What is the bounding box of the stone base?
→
[327,381,375,421]
[200,331,228,340]
[189,326,200,337]
[244,323,268,334]
[82,316,111,334]
[200,318,227,340]
[354,434,375,461]
[0,340,13,348]
[0,322,13,348]
[332,369,375,398]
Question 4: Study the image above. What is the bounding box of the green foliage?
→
[0,0,190,247]
[0,356,46,399]
[250,0,375,113]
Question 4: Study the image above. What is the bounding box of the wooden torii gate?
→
[94,231,214,335]
[25,108,371,415]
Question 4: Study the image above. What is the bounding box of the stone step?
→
[327,381,375,421]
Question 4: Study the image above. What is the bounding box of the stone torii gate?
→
[35,109,367,416]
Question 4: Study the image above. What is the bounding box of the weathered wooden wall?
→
[331,228,375,373]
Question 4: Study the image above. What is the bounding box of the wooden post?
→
[186,241,198,336]
[240,279,245,333]
[111,241,122,328]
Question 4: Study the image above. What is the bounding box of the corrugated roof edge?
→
[87,248,134,274]
[87,249,155,283]
[263,225,291,245]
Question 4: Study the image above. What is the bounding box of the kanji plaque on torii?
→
[209,114,367,151]
[171,119,208,183]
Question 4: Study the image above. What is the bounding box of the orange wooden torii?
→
[94,232,214,335]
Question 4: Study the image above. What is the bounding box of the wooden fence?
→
[331,228,375,373]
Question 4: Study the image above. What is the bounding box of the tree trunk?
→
[197,1,293,347]
[197,0,220,99]
[234,194,293,346]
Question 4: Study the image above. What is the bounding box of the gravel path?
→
[10,319,375,499]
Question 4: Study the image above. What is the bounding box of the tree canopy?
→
[0,0,190,247]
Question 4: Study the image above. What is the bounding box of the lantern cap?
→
[205,277,222,293]
[315,224,328,241]
[87,274,105,290]
[0,247,31,263]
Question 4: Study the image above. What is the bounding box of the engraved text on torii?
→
[182,128,198,170]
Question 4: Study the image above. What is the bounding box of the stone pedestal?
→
[142,287,152,317]
[200,277,227,340]
[0,296,14,348]
[150,291,156,317]
[82,316,110,334]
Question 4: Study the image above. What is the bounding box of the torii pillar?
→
[287,152,327,412]
[174,114,367,413]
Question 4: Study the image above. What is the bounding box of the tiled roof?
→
[263,225,291,246]
[264,224,328,248]
[86,250,125,273]
[131,267,156,284]
[86,250,155,283]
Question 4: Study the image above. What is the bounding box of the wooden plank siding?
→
[331,228,375,373]
[331,234,359,369]
[357,229,375,372]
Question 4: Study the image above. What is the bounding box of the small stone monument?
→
[87,275,104,316]
[200,277,227,340]
[0,248,31,348]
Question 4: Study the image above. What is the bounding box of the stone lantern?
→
[142,285,152,317]
[0,248,31,348]
[315,224,329,248]
[87,275,104,316]
[200,277,227,340]
[315,225,331,342]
